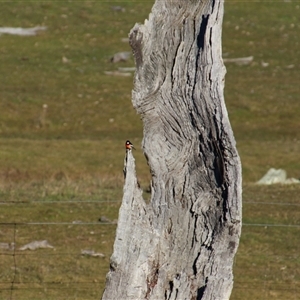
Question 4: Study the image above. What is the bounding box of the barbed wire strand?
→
[0,281,298,291]
[0,252,108,256]
[0,222,115,225]
[0,200,299,299]
[0,200,300,205]
[0,200,121,204]
[0,221,299,227]
[1,251,298,259]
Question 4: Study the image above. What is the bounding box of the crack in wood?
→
[197,277,208,299]
[192,252,201,276]
[145,263,160,299]
[197,15,209,50]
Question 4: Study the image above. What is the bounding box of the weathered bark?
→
[102,0,242,299]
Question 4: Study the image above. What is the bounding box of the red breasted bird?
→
[125,140,135,151]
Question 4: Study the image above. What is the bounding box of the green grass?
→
[0,1,299,299]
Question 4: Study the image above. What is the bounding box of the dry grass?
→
[1,184,299,299]
[232,184,300,300]
[0,1,299,299]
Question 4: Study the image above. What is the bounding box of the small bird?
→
[125,140,135,151]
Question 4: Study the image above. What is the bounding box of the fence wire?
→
[1,200,299,300]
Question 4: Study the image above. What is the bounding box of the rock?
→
[19,240,54,251]
[111,6,125,12]
[256,168,300,185]
[0,242,15,251]
[110,52,131,63]
[81,249,105,258]
[104,71,131,77]
[223,56,253,65]
[282,177,300,184]
[0,26,47,36]
[98,216,111,223]
[256,168,286,184]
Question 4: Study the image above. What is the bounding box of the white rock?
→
[282,178,300,184]
[0,26,47,36]
[256,168,287,184]
[19,240,54,251]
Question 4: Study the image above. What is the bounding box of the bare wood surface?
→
[102,0,242,299]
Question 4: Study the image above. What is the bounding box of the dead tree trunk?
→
[102,0,242,299]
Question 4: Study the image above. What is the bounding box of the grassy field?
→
[0,1,299,299]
